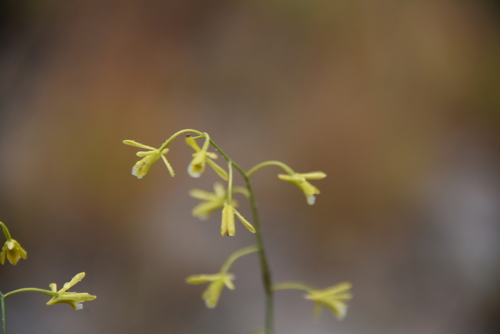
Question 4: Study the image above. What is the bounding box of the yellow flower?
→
[123,140,175,178]
[190,183,249,220]
[185,136,228,180]
[305,282,352,319]
[0,239,27,265]
[186,273,235,308]
[278,172,326,205]
[221,203,255,236]
[46,272,97,310]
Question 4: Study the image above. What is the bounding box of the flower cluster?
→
[123,129,352,328]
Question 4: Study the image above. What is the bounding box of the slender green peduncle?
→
[220,245,259,274]
[1,288,58,334]
[273,281,316,293]
[208,139,275,334]
[226,161,233,203]
[0,222,12,241]
[159,129,203,151]
[3,288,57,299]
[247,161,295,177]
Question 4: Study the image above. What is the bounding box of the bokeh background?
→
[1,0,500,333]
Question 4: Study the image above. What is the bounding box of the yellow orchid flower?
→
[185,135,228,180]
[0,239,27,265]
[46,272,97,310]
[186,273,235,308]
[186,245,258,308]
[274,280,352,320]
[190,183,249,220]
[123,140,175,178]
[305,282,352,319]
[0,221,27,265]
[278,172,326,205]
[221,203,255,236]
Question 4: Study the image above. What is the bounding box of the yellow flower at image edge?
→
[278,172,326,205]
[123,140,175,178]
[46,272,97,310]
[305,282,352,319]
[0,239,27,265]
[186,273,235,309]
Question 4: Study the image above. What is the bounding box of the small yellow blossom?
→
[186,273,235,308]
[305,282,352,319]
[190,183,249,220]
[190,183,231,219]
[278,172,326,205]
[185,136,228,180]
[46,272,97,310]
[221,203,255,236]
[0,239,27,265]
[123,140,175,178]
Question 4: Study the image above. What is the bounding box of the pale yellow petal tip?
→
[307,195,316,205]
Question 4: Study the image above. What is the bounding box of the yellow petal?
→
[186,274,218,284]
[233,209,256,233]
[123,140,157,150]
[297,172,327,180]
[159,156,175,177]
[185,137,201,152]
[221,204,235,236]
[206,159,229,181]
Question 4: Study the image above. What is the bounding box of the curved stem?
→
[3,288,57,299]
[220,245,259,274]
[0,222,12,241]
[247,161,295,177]
[159,129,204,151]
[273,281,316,293]
[209,140,275,334]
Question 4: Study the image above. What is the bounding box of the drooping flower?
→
[0,239,27,265]
[0,222,27,265]
[278,172,326,205]
[185,273,235,309]
[46,272,97,310]
[186,245,257,309]
[221,203,255,236]
[185,136,228,180]
[123,140,175,178]
[305,282,352,319]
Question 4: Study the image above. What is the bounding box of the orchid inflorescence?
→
[123,129,352,334]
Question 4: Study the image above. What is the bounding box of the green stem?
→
[1,292,5,334]
[247,161,295,177]
[0,222,12,241]
[220,245,259,274]
[209,140,275,334]
[3,288,57,299]
[273,281,316,293]
[0,288,58,334]
[159,129,203,151]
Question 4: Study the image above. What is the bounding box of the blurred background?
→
[0,0,500,333]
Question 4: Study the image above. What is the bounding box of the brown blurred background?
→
[1,0,500,333]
